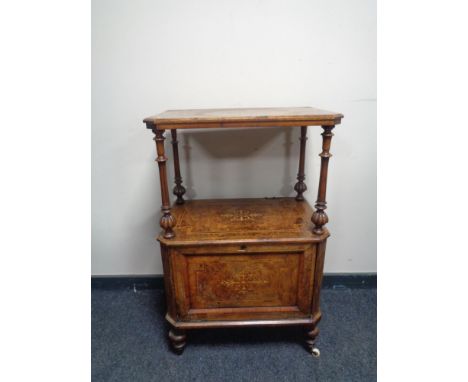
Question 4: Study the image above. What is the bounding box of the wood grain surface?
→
[158,197,329,246]
[166,242,318,323]
[144,107,343,129]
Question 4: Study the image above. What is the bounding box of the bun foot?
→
[168,328,186,354]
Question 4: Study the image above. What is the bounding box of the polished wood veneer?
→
[144,107,342,356]
[159,198,328,246]
[144,106,343,129]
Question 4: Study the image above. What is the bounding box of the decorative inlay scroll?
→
[220,209,263,223]
[220,270,269,293]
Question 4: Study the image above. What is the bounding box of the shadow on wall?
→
[169,126,308,200]
[184,127,287,158]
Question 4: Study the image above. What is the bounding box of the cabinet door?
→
[170,244,316,321]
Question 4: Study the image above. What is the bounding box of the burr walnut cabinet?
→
[143,107,343,356]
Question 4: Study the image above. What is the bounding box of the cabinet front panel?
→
[187,253,300,309]
[170,245,316,321]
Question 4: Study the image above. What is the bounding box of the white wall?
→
[92,0,376,275]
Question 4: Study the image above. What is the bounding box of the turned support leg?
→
[311,126,335,234]
[168,327,186,354]
[294,126,308,201]
[153,129,176,239]
[170,130,186,204]
[306,318,321,357]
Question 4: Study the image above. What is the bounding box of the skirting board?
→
[91,273,376,290]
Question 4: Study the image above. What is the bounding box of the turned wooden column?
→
[294,126,308,201]
[311,126,335,234]
[170,130,186,204]
[153,128,176,239]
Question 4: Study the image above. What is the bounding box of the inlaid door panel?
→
[171,245,317,321]
[188,253,299,308]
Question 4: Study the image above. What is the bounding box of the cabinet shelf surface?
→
[158,197,328,246]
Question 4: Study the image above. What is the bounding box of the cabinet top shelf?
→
[144,107,343,130]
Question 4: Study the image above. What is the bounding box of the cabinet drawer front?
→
[171,245,316,321]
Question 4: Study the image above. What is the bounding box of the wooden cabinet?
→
[144,107,343,356]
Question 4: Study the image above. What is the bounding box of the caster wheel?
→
[311,347,320,358]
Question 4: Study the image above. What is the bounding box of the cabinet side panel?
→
[171,250,191,318]
[296,245,316,314]
[160,245,176,319]
[312,240,327,315]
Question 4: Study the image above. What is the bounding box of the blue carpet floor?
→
[92,288,376,382]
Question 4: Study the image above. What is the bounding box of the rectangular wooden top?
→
[158,197,329,246]
[144,107,343,129]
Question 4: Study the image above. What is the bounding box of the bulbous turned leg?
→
[168,328,186,354]
[311,204,328,235]
[173,182,186,205]
[160,208,176,239]
[294,177,307,201]
[306,323,321,357]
